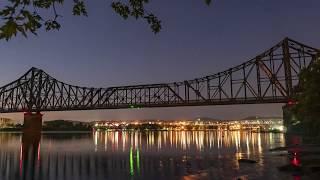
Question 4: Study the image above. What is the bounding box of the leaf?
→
[205,0,212,5]
[45,20,61,31]
[0,19,18,41]
[73,1,88,16]
[33,0,52,9]
[0,6,15,16]
[144,14,161,33]
[111,2,131,19]
[16,25,27,38]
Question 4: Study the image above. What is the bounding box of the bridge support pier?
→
[21,112,42,178]
[23,112,43,135]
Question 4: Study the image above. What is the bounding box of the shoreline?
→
[0,130,92,133]
[0,129,285,133]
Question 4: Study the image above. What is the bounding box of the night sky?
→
[0,0,319,122]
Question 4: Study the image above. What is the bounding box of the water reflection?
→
[0,131,290,180]
[94,131,285,156]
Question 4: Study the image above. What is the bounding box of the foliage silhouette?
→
[0,0,211,40]
[294,57,320,136]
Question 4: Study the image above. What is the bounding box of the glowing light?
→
[130,105,137,109]
[130,147,134,176]
[136,148,140,174]
[258,133,262,154]
[287,99,297,106]
[105,132,108,151]
[19,144,23,176]
[291,156,300,166]
[94,131,98,152]
[37,143,41,163]
[275,125,284,132]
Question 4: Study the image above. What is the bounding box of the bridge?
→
[0,37,319,134]
[0,38,318,113]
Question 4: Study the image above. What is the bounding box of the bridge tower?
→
[282,38,293,98]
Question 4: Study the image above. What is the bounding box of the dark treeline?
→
[290,58,320,136]
[42,120,92,131]
[0,120,92,131]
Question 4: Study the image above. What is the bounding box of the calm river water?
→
[0,131,300,180]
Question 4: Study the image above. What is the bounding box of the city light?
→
[93,117,285,132]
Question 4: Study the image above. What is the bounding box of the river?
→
[0,131,301,179]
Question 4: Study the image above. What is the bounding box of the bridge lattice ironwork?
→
[0,38,319,113]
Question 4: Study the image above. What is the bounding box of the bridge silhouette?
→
[0,38,319,113]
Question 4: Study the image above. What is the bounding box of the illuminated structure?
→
[0,117,13,128]
[93,117,284,132]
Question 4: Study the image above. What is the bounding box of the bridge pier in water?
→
[21,112,42,179]
[23,112,43,135]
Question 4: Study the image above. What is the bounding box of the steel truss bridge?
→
[0,38,319,113]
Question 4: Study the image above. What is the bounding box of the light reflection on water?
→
[0,131,291,180]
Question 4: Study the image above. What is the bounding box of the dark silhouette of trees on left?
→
[0,0,212,41]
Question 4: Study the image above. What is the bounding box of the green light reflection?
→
[136,148,140,174]
[130,147,134,176]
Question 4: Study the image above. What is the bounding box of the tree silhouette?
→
[0,0,211,41]
[294,57,320,135]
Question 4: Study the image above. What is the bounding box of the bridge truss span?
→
[0,37,319,113]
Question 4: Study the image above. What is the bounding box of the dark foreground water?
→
[0,131,300,180]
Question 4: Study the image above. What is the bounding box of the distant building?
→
[0,117,13,128]
[93,116,285,132]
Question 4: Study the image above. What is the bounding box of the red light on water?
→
[19,144,23,176]
[291,156,300,166]
[37,143,41,162]
[291,150,301,167]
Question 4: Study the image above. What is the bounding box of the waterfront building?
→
[0,117,13,128]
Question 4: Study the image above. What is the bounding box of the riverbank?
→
[93,127,284,133]
[270,142,320,178]
[0,128,285,133]
[0,129,92,133]
[0,120,92,132]
[0,128,22,132]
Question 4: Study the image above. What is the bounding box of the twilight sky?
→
[0,0,319,122]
